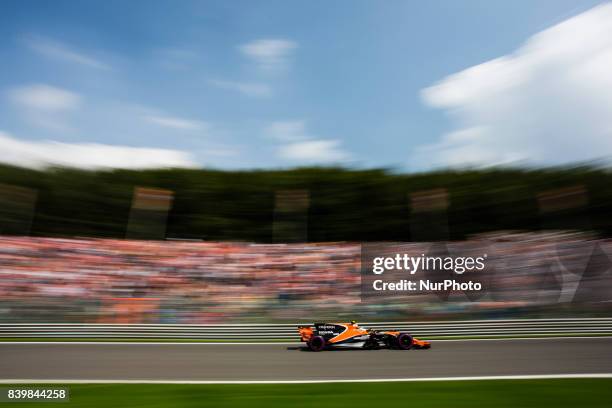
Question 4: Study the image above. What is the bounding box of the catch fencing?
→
[0,318,611,340]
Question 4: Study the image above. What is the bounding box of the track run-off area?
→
[1,337,611,383]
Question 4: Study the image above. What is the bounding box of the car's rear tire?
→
[397,333,413,350]
[307,335,326,351]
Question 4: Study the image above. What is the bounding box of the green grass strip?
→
[4,379,611,408]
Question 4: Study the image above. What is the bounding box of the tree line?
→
[0,164,610,242]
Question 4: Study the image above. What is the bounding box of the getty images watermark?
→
[371,253,486,291]
[360,243,490,301]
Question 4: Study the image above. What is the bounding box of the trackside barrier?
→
[0,318,611,339]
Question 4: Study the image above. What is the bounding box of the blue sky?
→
[0,0,608,170]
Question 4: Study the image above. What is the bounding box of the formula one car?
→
[298,321,431,351]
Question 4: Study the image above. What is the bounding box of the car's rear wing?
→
[298,326,313,342]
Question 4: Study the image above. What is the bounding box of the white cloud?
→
[24,35,111,70]
[279,140,349,163]
[145,115,209,131]
[9,84,80,112]
[0,130,197,169]
[265,120,307,142]
[239,38,297,71]
[8,84,81,131]
[416,4,612,168]
[266,120,350,163]
[208,79,272,97]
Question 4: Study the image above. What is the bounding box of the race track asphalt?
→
[1,338,611,381]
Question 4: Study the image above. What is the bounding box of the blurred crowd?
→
[0,237,361,323]
[0,233,611,323]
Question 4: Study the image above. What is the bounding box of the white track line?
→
[1,374,611,384]
[1,336,611,345]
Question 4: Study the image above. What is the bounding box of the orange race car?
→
[298,321,431,351]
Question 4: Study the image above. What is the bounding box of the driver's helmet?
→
[350,320,358,326]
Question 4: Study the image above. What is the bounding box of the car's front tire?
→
[396,333,413,350]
